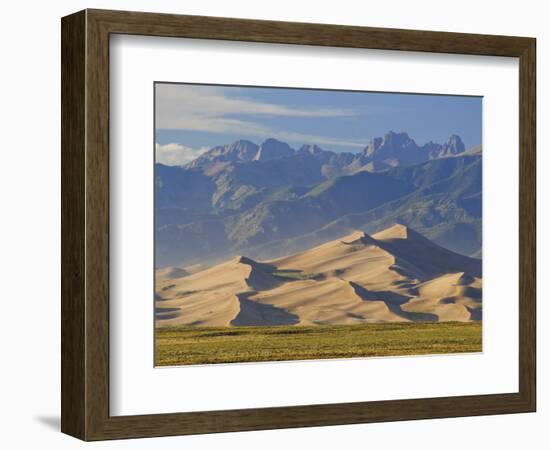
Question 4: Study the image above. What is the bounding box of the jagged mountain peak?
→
[383,130,415,145]
[427,134,466,159]
[228,139,259,152]
[262,137,286,145]
[364,131,419,161]
[362,132,471,169]
[184,131,472,173]
[444,134,466,154]
[253,138,296,161]
[185,139,259,168]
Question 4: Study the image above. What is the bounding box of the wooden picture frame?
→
[61,9,536,441]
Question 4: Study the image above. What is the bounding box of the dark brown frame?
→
[61,9,536,441]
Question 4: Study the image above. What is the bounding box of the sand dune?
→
[155,224,482,327]
[372,224,482,279]
[401,272,482,322]
[155,255,282,326]
[155,266,189,284]
[249,277,405,325]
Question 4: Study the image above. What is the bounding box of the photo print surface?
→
[154,83,483,366]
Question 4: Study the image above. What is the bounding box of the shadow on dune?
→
[375,229,482,279]
[349,281,438,322]
[155,307,182,320]
[467,306,483,321]
[231,293,299,326]
[462,286,482,300]
[235,256,284,291]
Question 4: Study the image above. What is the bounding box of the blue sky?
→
[155,83,482,165]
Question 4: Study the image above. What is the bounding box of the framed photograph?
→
[61,9,536,440]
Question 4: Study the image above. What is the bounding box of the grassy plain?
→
[155,322,482,366]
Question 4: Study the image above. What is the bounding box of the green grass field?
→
[155,322,482,366]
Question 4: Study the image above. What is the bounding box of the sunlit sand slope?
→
[156,224,482,326]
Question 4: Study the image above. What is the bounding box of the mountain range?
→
[156,225,482,326]
[155,131,482,268]
[186,131,467,174]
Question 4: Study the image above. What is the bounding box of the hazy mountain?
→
[297,144,363,178]
[155,132,481,267]
[185,139,259,168]
[226,155,482,261]
[253,138,295,161]
[184,132,468,176]
[363,132,466,170]
[156,225,482,327]
[155,163,216,213]
[434,134,466,157]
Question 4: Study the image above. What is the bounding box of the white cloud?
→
[155,143,209,166]
[155,84,356,127]
[270,131,366,149]
[155,84,366,150]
